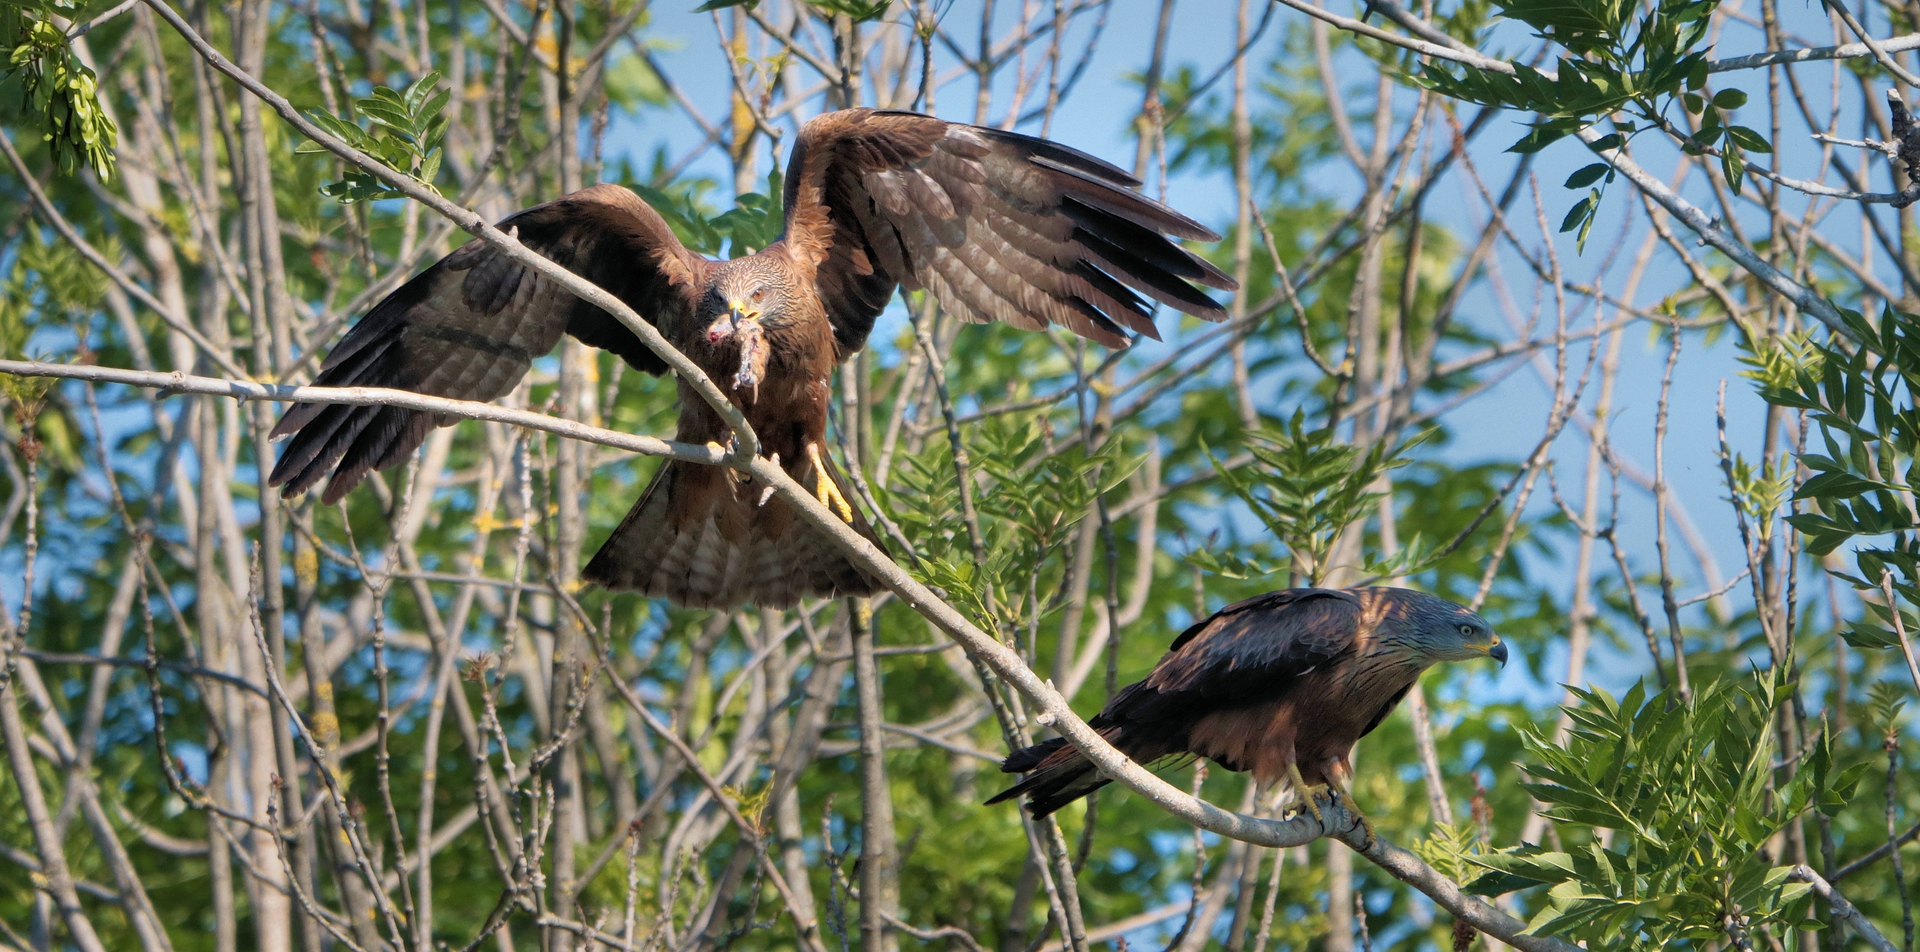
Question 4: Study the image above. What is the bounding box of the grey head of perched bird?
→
[988,587,1508,839]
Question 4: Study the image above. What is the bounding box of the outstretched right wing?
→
[781,109,1236,355]
[270,184,708,504]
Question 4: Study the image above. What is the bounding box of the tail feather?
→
[988,736,1114,818]
[582,455,884,609]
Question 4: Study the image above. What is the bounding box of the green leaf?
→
[1565,163,1610,188]
[1465,871,1548,897]
[1559,195,1595,233]
[1714,88,1749,109]
[1687,57,1710,90]
[1575,187,1601,251]
[1510,125,1571,153]
[1727,125,1773,153]
[807,0,891,20]
[1,15,117,178]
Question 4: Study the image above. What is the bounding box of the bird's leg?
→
[806,443,854,522]
[1324,772,1376,849]
[1285,762,1327,825]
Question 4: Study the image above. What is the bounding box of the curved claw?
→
[1326,775,1376,849]
[1287,762,1328,825]
[807,443,854,522]
[1353,813,1378,850]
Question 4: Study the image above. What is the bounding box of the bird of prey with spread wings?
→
[268,108,1235,608]
[989,587,1508,841]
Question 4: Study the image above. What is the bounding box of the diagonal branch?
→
[1789,865,1901,952]
[1576,129,1850,335]
[138,0,763,459]
[1277,0,1850,336]
[0,355,1579,952]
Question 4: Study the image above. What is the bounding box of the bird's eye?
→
[1459,623,1477,637]
[749,288,764,303]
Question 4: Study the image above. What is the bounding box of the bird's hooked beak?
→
[1485,636,1509,667]
[708,300,762,344]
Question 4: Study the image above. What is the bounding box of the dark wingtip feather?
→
[965,124,1143,187]
[981,785,1023,807]
[268,403,357,491]
[1061,199,1239,291]
[319,465,372,506]
[320,406,419,505]
[1028,157,1217,241]
[1060,293,1139,347]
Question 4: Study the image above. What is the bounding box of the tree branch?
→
[1789,865,1901,952]
[0,353,1579,952]
[138,0,763,460]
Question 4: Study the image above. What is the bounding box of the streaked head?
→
[1377,588,1508,667]
[704,258,797,343]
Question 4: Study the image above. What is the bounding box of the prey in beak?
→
[707,301,769,404]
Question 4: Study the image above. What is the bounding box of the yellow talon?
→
[808,444,854,522]
[1287,762,1327,825]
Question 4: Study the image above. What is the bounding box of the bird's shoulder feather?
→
[1097,589,1360,725]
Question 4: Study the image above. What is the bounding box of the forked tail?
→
[988,734,1118,818]
[582,454,883,608]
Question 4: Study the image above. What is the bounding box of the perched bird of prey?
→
[268,108,1234,608]
[988,587,1507,840]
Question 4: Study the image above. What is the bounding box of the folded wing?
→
[782,108,1238,354]
[1123,588,1362,721]
[270,184,706,504]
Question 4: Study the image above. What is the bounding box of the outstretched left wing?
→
[780,108,1236,354]
[270,184,706,504]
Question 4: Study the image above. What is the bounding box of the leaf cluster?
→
[1415,0,1771,243]
[885,411,1134,633]
[295,71,449,203]
[1751,310,1920,645]
[1191,411,1428,585]
[693,0,892,23]
[2,1,118,179]
[627,169,784,259]
[1416,0,1715,147]
[1467,673,1864,949]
